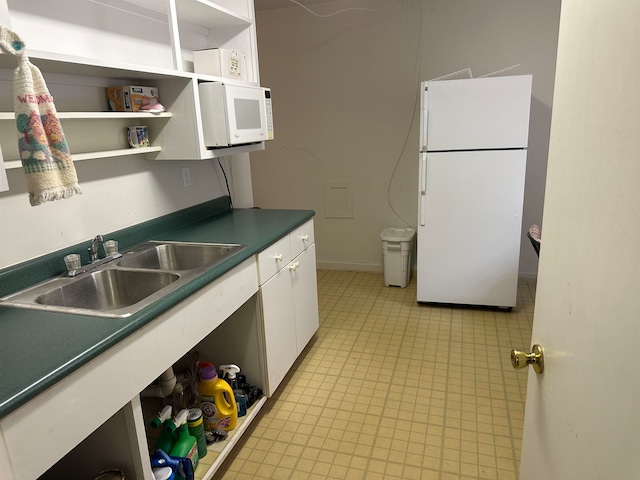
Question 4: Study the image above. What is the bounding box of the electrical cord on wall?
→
[385,0,422,228]
[214,158,233,209]
[287,0,394,18]
[284,0,423,228]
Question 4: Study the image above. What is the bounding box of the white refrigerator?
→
[417,75,532,307]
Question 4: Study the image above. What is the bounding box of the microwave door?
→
[224,85,267,145]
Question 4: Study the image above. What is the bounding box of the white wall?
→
[252,0,561,276]
[0,154,248,268]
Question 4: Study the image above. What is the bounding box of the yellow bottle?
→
[198,365,238,431]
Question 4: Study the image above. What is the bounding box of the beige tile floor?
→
[213,270,535,480]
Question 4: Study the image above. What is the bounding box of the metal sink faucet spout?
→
[89,234,104,262]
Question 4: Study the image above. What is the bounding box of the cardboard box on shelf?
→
[107,86,159,112]
[193,49,247,81]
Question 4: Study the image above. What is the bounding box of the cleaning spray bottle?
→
[168,409,199,470]
[198,365,238,431]
[151,405,178,454]
[219,364,248,417]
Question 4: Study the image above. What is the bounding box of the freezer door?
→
[425,75,532,151]
[416,150,527,307]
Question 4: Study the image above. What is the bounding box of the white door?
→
[518,2,640,478]
[417,149,526,307]
[424,75,532,151]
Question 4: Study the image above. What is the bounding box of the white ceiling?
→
[254,0,339,11]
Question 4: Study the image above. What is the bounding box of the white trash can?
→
[380,227,415,288]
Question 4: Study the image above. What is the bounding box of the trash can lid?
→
[380,227,415,242]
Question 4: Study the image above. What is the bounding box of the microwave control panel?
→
[264,88,274,140]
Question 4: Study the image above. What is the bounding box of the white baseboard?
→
[317,261,537,282]
[518,272,538,281]
[316,261,383,273]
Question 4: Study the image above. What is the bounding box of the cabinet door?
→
[292,244,319,354]
[260,266,297,396]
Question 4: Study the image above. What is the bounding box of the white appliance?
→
[417,75,532,307]
[199,82,273,147]
[193,48,247,81]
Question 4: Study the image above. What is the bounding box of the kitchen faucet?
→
[65,235,121,277]
[89,234,105,262]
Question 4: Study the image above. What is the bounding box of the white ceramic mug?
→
[127,125,149,148]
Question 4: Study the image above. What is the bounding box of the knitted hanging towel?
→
[0,27,81,206]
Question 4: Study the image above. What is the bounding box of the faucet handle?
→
[64,254,82,271]
[104,240,119,255]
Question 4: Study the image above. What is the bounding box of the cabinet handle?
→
[289,261,300,271]
[300,234,309,241]
[273,254,283,262]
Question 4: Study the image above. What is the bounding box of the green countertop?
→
[0,198,314,420]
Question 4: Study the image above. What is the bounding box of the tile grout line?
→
[494,296,530,477]
[288,272,381,480]
[360,282,410,477]
[437,307,453,480]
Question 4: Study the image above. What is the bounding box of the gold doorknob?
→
[511,344,544,374]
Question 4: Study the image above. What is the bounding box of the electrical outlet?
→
[182,167,191,187]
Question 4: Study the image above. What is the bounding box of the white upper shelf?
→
[121,0,252,28]
[0,112,172,120]
[0,50,193,80]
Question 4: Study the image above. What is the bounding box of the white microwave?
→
[199,82,273,147]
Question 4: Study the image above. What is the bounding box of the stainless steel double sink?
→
[0,241,246,318]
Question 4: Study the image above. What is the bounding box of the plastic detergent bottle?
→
[219,364,248,417]
[198,365,238,431]
[169,409,199,470]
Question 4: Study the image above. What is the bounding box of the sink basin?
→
[35,269,179,311]
[118,242,245,270]
[119,242,245,271]
[0,240,246,318]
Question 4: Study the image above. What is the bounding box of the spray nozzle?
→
[173,409,189,428]
[150,405,172,429]
[218,364,241,380]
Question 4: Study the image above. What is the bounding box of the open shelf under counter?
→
[3,147,162,170]
[141,394,267,480]
[194,396,267,480]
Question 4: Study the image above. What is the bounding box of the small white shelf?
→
[0,112,172,120]
[4,147,162,170]
[0,49,193,80]
[121,0,252,28]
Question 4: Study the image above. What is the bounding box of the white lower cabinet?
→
[293,244,320,355]
[260,262,299,395]
[259,220,319,396]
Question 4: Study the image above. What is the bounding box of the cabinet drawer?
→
[257,235,292,285]
[290,220,315,258]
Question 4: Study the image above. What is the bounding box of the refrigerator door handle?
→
[419,153,427,226]
[419,82,428,151]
